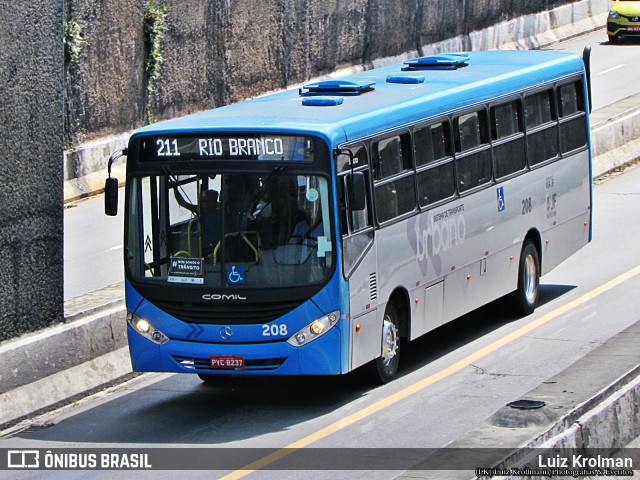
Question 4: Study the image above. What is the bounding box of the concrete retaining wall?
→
[0,1,64,342]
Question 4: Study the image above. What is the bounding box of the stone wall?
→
[64,0,578,149]
[0,1,64,341]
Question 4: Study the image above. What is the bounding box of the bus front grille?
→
[149,298,304,325]
[172,355,286,371]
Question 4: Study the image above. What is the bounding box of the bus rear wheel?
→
[370,303,401,384]
[509,240,540,316]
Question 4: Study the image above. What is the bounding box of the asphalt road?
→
[7,159,640,479]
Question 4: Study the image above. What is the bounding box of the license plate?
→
[209,355,245,369]
[628,26,640,31]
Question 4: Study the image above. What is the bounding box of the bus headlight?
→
[127,312,169,344]
[287,310,339,347]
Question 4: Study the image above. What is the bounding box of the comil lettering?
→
[202,294,247,301]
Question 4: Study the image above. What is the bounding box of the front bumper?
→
[607,20,640,37]
[127,322,344,376]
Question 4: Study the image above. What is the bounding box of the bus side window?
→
[491,100,526,179]
[415,121,455,207]
[459,116,478,150]
[338,146,371,235]
[454,111,491,192]
[557,81,587,154]
[415,122,450,167]
[372,133,415,222]
[525,89,558,166]
[559,82,580,116]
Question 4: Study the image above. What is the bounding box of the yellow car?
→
[607,0,640,43]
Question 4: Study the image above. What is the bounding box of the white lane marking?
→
[598,64,625,75]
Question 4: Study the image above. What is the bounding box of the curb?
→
[0,301,128,427]
[395,320,640,479]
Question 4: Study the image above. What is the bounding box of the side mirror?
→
[104,177,119,216]
[104,148,127,216]
[348,172,366,211]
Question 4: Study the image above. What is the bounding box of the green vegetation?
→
[144,0,168,122]
[64,17,89,65]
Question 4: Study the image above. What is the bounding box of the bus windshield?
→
[125,171,333,289]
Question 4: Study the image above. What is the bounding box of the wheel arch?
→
[387,287,410,339]
[523,228,542,270]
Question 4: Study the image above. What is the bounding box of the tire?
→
[509,240,540,316]
[370,303,401,384]
[608,34,619,44]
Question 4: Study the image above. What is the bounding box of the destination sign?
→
[138,135,314,162]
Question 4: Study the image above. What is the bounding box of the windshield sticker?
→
[317,236,332,258]
[168,257,204,284]
[226,265,245,285]
[306,188,319,202]
[168,276,204,285]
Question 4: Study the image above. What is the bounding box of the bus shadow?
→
[396,283,576,377]
[15,285,575,446]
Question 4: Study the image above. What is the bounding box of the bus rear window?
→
[558,82,584,117]
[558,81,587,154]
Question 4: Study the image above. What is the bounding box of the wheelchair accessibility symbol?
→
[496,186,506,213]
[226,265,245,285]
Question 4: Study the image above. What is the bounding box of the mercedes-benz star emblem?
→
[220,326,233,340]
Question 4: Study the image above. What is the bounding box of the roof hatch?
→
[301,96,344,107]
[300,80,375,97]
[386,74,425,84]
[402,53,470,71]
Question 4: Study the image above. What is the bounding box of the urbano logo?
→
[8,450,39,468]
[414,204,467,260]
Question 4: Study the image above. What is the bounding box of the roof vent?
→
[300,80,375,97]
[302,96,344,107]
[386,74,425,84]
[402,53,470,71]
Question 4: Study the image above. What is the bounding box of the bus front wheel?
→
[371,303,401,384]
[509,240,540,316]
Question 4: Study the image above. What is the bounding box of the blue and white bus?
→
[105,49,593,383]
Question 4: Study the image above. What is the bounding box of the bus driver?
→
[174,188,222,259]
